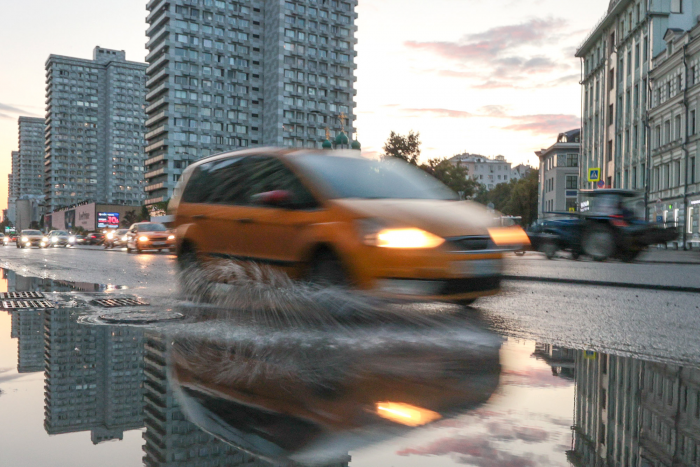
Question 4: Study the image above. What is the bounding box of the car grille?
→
[148,236,168,241]
[445,235,495,252]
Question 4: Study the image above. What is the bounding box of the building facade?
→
[45,47,147,212]
[449,154,512,190]
[647,24,700,246]
[576,0,700,196]
[17,117,45,198]
[144,0,358,205]
[536,129,581,218]
[9,150,19,199]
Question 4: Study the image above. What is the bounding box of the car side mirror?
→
[251,190,292,207]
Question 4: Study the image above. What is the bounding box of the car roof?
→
[183,147,366,174]
[579,189,642,197]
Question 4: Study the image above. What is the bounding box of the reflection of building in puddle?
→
[44,307,144,444]
[10,310,19,338]
[142,331,332,467]
[569,350,700,467]
[4,269,108,293]
[532,343,575,380]
[17,309,45,373]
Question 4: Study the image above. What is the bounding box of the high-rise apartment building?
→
[44,47,148,212]
[144,0,358,205]
[9,151,19,199]
[536,129,581,218]
[576,0,700,194]
[17,117,45,198]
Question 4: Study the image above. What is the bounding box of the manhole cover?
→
[0,292,45,299]
[92,297,150,308]
[2,300,55,309]
[98,310,184,324]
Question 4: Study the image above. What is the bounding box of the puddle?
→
[0,267,698,466]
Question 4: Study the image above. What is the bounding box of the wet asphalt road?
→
[1,244,698,365]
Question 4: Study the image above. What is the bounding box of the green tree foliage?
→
[121,210,139,227]
[420,157,479,199]
[382,131,422,165]
[474,169,539,226]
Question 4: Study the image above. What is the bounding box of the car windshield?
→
[117,230,128,234]
[54,231,68,235]
[138,223,168,232]
[293,155,458,200]
[23,230,41,235]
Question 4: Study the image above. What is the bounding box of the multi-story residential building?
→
[44,47,147,212]
[576,0,700,195]
[17,117,45,198]
[511,163,533,181]
[449,154,512,190]
[535,129,581,218]
[647,24,700,247]
[9,150,19,199]
[16,310,45,374]
[44,307,144,444]
[144,0,358,205]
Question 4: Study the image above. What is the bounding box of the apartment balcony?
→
[146,11,169,36]
[145,96,167,115]
[145,168,165,179]
[145,139,166,153]
[145,182,164,192]
[145,68,168,89]
[146,41,168,62]
[145,154,165,167]
[145,125,167,141]
[145,81,169,102]
[145,195,165,205]
[145,111,168,128]
[146,26,169,50]
[146,0,168,22]
[146,54,168,75]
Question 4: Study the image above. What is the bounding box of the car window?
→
[239,157,318,209]
[182,157,245,204]
[23,230,41,235]
[137,223,168,232]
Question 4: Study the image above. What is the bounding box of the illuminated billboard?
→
[97,212,120,229]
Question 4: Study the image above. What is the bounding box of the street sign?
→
[656,215,663,223]
[588,168,601,182]
[569,207,576,212]
[597,180,605,188]
[584,351,597,360]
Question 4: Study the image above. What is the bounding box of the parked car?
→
[86,232,105,245]
[17,230,46,249]
[45,230,74,248]
[169,148,529,304]
[104,229,129,249]
[126,223,175,253]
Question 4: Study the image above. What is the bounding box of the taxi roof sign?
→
[588,168,601,182]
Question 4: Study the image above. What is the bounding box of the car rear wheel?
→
[178,242,199,271]
[540,241,557,260]
[307,249,349,287]
[583,225,615,261]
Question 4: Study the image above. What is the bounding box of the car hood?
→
[332,199,496,238]
[137,231,170,237]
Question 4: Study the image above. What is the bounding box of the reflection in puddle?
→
[0,267,699,466]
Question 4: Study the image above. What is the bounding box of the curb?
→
[502,275,700,294]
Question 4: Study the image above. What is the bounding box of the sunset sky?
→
[0,0,611,213]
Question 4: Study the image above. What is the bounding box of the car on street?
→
[126,222,175,253]
[4,233,17,245]
[86,232,105,245]
[0,233,5,246]
[45,230,74,248]
[73,235,86,245]
[104,229,129,249]
[169,148,530,304]
[17,230,46,249]
[533,190,678,261]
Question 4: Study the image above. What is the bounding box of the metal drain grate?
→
[92,297,150,308]
[0,292,46,299]
[2,300,55,309]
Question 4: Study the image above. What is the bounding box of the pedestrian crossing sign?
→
[588,168,601,182]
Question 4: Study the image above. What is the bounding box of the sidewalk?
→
[637,247,700,264]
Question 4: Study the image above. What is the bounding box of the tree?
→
[382,131,421,165]
[121,210,139,227]
[472,169,539,227]
[420,157,479,199]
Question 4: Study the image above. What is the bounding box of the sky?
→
[0,0,611,213]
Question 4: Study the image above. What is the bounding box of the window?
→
[665,120,671,144]
[566,154,578,167]
[609,68,615,89]
[671,0,683,13]
[691,157,696,184]
[676,115,682,140]
[675,160,682,187]
[566,175,578,189]
[692,110,696,135]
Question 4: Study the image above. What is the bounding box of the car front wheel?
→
[583,225,615,261]
[307,249,350,287]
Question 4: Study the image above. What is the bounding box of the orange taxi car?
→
[169,148,528,304]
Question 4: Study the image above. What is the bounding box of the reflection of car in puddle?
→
[167,318,502,465]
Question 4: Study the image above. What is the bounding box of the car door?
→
[237,156,323,274]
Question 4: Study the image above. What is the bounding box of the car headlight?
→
[168,235,175,240]
[107,233,114,240]
[487,226,531,247]
[21,236,28,242]
[356,219,444,249]
[69,236,76,243]
[50,237,57,242]
[139,236,149,242]
[121,236,127,241]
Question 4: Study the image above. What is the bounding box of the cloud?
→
[396,435,545,467]
[501,114,580,136]
[402,108,474,118]
[0,102,40,117]
[405,17,578,89]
